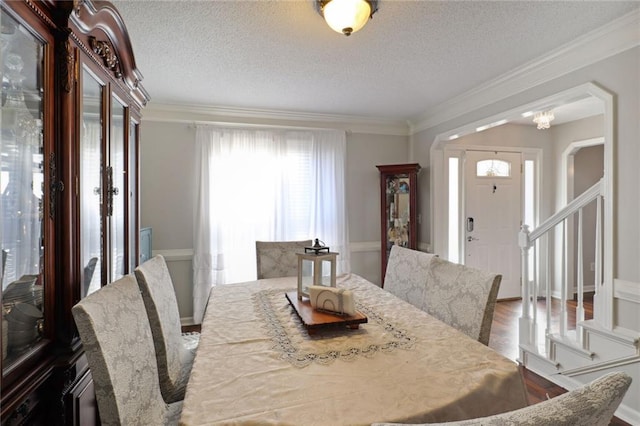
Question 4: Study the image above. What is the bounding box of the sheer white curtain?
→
[192,126,349,323]
[80,119,102,296]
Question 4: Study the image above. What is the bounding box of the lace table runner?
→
[253,286,415,367]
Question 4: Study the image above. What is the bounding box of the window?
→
[448,157,459,262]
[192,126,349,322]
[524,159,536,282]
[476,159,510,177]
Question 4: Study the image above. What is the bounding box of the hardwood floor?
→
[490,295,630,425]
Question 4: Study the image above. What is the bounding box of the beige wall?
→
[140,122,196,317]
[346,133,409,285]
[140,122,196,251]
[140,123,408,319]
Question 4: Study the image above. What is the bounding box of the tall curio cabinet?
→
[377,163,421,284]
[0,1,149,424]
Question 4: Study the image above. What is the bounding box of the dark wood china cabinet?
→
[0,1,148,424]
[377,163,421,284]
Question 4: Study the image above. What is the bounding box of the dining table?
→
[179,273,528,426]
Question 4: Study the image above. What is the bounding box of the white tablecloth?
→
[180,274,528,426]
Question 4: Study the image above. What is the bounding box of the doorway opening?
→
[561,137,604,299]
[430,82,613,314]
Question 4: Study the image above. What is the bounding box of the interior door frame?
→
[560,137,605,299]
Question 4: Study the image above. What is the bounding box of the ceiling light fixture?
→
[317,0,378,36]
[533,111,555,130]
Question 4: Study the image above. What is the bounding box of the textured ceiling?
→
[111,0,638,122]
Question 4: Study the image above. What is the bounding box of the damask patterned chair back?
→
[255,240,312,279]
[383,245,437,308]
[72,274,183,425]
[372,371,632,426]
[135,255,199,403]
[422,257,501,346]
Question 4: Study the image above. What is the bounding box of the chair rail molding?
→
[153,242,435,259]
[152,249,194,262]
[614,278,640,304]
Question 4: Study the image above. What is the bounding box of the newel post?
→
[518,225,534,350]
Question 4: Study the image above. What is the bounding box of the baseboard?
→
[181,316,197,326]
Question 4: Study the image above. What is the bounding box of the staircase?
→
[518,178,640,424]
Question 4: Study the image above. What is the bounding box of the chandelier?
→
[317,0,378,36]
[533,111,555,130]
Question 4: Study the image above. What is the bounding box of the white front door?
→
[464,150,522,299]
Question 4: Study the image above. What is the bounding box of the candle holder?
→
[296,241,337,300]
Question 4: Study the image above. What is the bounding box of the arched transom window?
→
[476,159,511,177]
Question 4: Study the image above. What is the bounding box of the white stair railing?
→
[519,178,604,355]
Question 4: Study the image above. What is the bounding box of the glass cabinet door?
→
[80,68,103,298]
[109,96,125,281]
[80,74,134,288]
[385,174,412,250]
[1,9,46,369]
[128,119,138,269]
[377,163,421,283]
[383,172,414,277]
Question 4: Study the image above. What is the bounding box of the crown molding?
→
[409,8,640,134]
[143,102,411,136]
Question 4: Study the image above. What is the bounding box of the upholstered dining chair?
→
[383,245,437,308]
[372,371,632,426]
[255,239,312,279]
[135,255,199,404]
[422,257,501,346]
[72,274,183,426]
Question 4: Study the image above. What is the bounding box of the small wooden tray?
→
[285,291,367,332]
